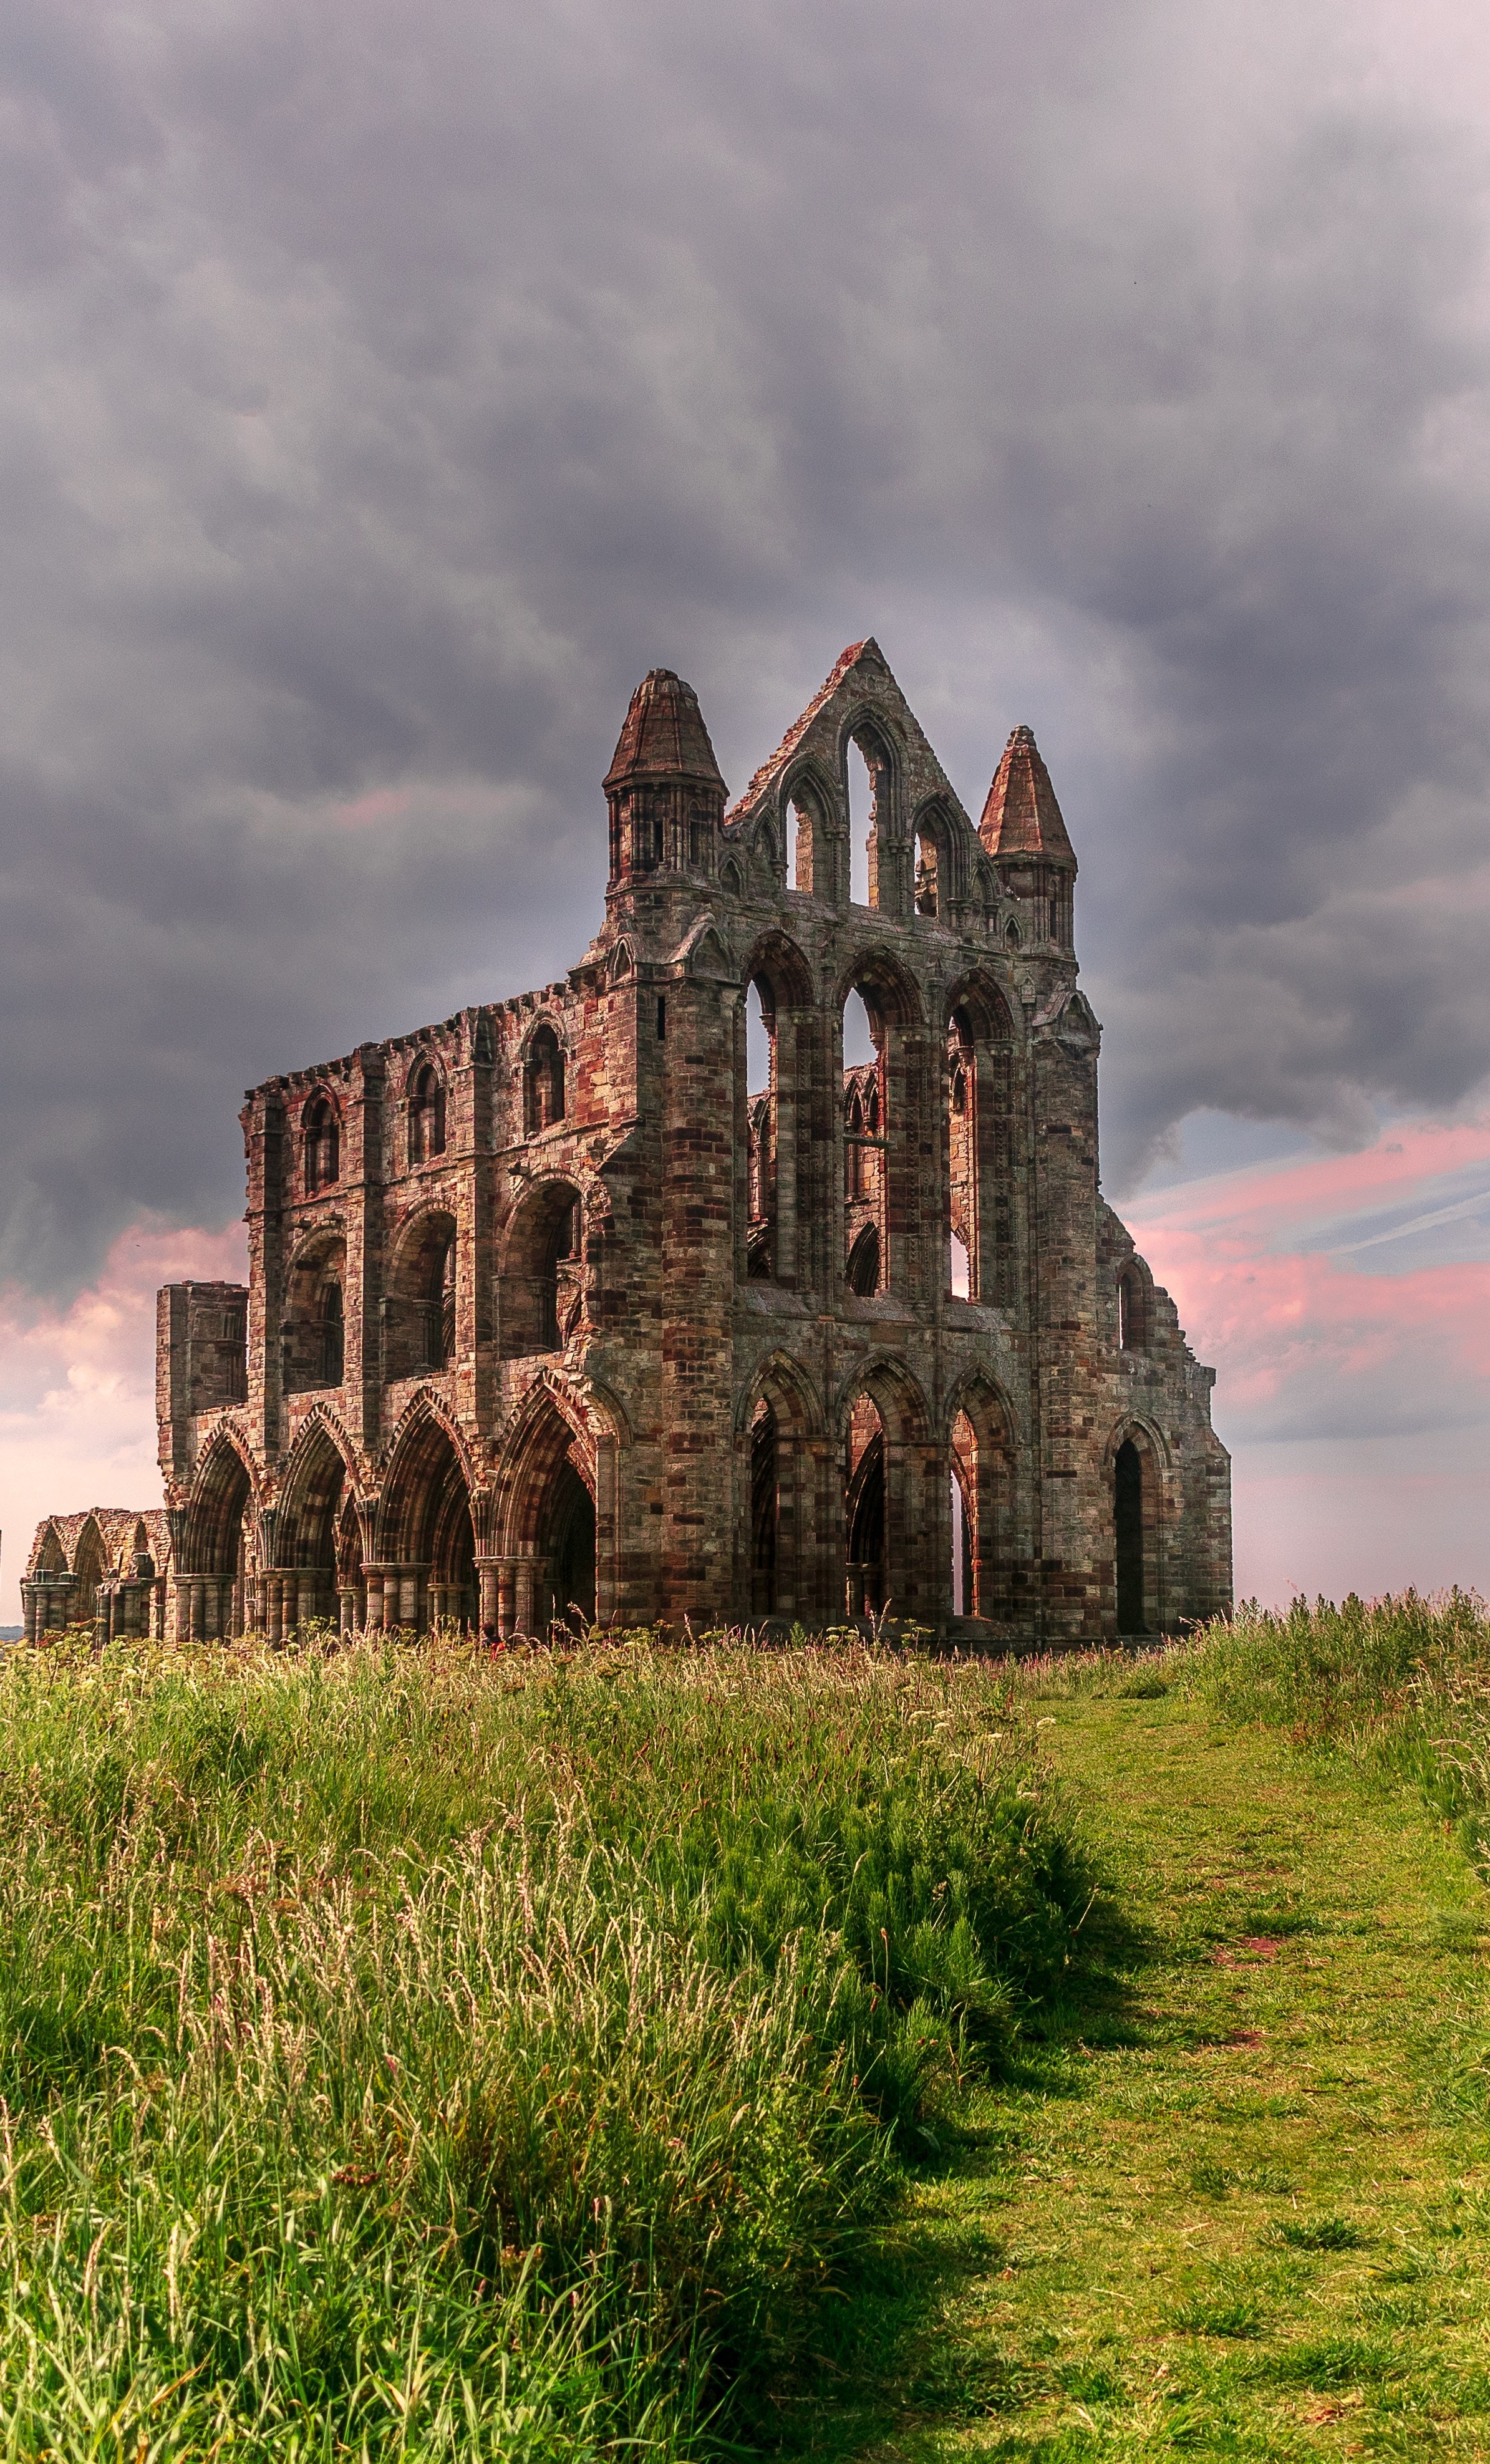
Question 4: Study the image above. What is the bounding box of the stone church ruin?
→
[23,639,1231,1646]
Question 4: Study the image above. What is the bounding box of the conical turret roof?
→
[604,669,725,793]
[979,725,1076,869]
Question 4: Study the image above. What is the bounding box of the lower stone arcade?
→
[24,639,1231,1646]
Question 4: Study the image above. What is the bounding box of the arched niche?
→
[500,1180,584,1358]
[385,1211,457,1379]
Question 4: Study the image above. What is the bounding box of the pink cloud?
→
[0,1219,246,1623]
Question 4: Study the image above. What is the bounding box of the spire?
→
[604,670,727,892]
[979,725,1076,871]
[604,669,725,795]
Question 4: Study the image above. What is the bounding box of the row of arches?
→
[292,1030,568,1201]
[179,1375,1167,1643]
[743,945,1022,1307]
[183,1378,607,1642]
[737,717,992,923]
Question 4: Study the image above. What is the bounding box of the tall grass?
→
[0,1635,1089,2457]
[1176,1590,1490,1867]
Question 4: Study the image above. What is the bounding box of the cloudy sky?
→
[5,0,1490,1615]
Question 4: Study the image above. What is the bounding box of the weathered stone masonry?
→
[23,640,1231,1645]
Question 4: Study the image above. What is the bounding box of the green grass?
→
[14,1598,1490,2459]
[811,1600,1490,2460]
[0,1633,1090,2458]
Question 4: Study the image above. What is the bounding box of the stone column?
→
[475,1559,500,1636]
[363,1568,385,1633]
[339,1585,356,1638]
[266,1577,283,1646]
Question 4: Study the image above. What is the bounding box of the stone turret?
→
[604,669,727,889]
[980,723,1076,953]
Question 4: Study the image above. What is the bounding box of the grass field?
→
[0,1633,1087,2459]
[6,1600,1490,2460]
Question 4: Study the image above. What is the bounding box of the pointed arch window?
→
[303,1096,339,1192]
[525,1025,566,1133]
[409,1062,447,1164]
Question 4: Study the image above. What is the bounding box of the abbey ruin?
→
[22,640,1231,1646]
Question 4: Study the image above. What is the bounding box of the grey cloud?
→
[2,0,1490,1288]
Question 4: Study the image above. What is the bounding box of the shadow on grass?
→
[750,1891,1164,2457]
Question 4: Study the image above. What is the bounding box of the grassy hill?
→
[4,1600,1490,2458]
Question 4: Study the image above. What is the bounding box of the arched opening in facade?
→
[750,1398,778,1614]
[501,1181,583,1357]
[499,1393,598,1633]
[1118,1265,1147,1351]
[1113,1428,1163,1636]
[842,998,883,1290]
[277,1420,355,1630]
[844,1393,886,1615]
[379,1414,477,1633]
[839,957,918,1298]
[385,1214,457,1379]
[945,975,1018,1309]
[745,978,775,1278]
[185,1439,253,1640]
[785,770,829,896]
[72,1517,105,1631]
[947,1379,1014,1623]
[408,1061,447,1164]
[302,1094,339,1192]
[283,1234,347,1393]
[524,1024,566,1133]
[845,724,893,910]
[947,1004,977,1299]
[846,1222,880,1296]
[914,825,941,917]
[1005,918,1021,952]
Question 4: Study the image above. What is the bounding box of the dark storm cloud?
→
[2,0,1489,1290]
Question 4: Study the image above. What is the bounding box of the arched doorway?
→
[845,1394,886,1615]
[278,1421,355,1631]
[185,1441,253,1640]
[496,1392,599,1636]
[544,1462,596,1626]
[380,1414,477,1631]
[750,1398,778,1615]
[1115,1437,1146,1634]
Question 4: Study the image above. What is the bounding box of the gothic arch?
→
[737,1351,828,1623]
[944,1371,1017,1623]
[1105,1416,1171,1638]
[500,1174,586,1357]
[185,1425,258,1581]
[491,1369,627,1634]
[276,1408,361,1572]
[374,1395,478,1629]
[385,1204,458,1377]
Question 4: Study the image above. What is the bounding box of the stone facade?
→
[22,639,1231,1646]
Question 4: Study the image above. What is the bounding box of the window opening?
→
[746,978,776,1282]
[788,786,822,896]
[848,741,873,907]
[843,985,886,1296]
[750,1398,778,1614]
[947,1009,977,1302]
[844,1394,886,1616]
[1115,1438,1146,1633]
[915,832,939,917]
[846,1222,880,1295]
[951,1409,977,1616]
[1118,1269,1144,1351]
[525,1025,566,1133]
[409,1063,447,1164]
[304,1097,339,1192]
[1005,917,1021,950]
